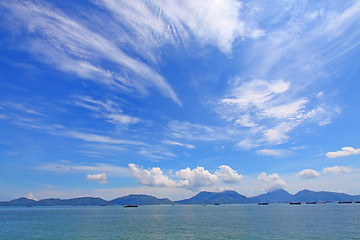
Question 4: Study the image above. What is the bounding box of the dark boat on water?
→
[355,201,360,203]
[306,202,317,204]
[214,203,220,205]
[123,205,138,207]
[338,201,352,204]
[289,202,301,205]
[26,205,33,207]
[258,203,269,205]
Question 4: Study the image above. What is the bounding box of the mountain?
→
[110,194,174,205]
[1,190,360,206]
[37,197,110,206]
[248,189,294,203]
[175,190,248,204]
[0,197,37,206]
[0,197,110,206]
[293,189,360,202]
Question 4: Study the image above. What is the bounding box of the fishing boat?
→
[355,201,360,203]
[338,201,352,204]
[306,202,316,204]
[289,202,301,205]
[123,205,138,207]
[214,203,220,205]
[258,202,269,205]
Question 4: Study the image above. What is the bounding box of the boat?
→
[306,202,317,204]
[123,205,138,208]
[316,201,326,204]
[26,205,33,207]
[289,202,301,205]
[338,201,352,204]
[258,203,269,205]
[214,203,220,205]
[355,201,360,203]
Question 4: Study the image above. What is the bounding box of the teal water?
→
[1,204,360,239]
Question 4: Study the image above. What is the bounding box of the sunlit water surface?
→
[1,204,360,239]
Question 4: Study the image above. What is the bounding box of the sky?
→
[0,0,360,201]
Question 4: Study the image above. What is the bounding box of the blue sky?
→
[1,0,360,201]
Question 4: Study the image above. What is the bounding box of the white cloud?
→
[162,140,195,149]
[216,165,243,183]
[128,164,242,189]
[326,147,360,158]
[175,167,219,188]
[258,172,286,192]
[256,149,290,157]
[27,192,38,201]
[297,169,320,179]
[85,173,108,184]
[323,166,359,174]
[128,164,177,187]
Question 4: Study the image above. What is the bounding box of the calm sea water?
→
[1,204,359,239]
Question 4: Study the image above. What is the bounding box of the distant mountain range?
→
[1,189,359,206]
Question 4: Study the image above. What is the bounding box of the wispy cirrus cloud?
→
[1,0,265,106]
[214,1,360,148]
[166,120,243,142]
[12,114,146,147]
[71,95,140,126]
[38,162,130,177]
[62,131,141,145]
[0,0,180,104]
[97,0,264,55]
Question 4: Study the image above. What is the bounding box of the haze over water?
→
[1,204,359,239]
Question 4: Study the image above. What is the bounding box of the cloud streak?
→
[162,140,195,149]
[326,147,360,158]
[85,173,108,184]
[323,166,359,174]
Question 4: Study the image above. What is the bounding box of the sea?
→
[1,204,359,239]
